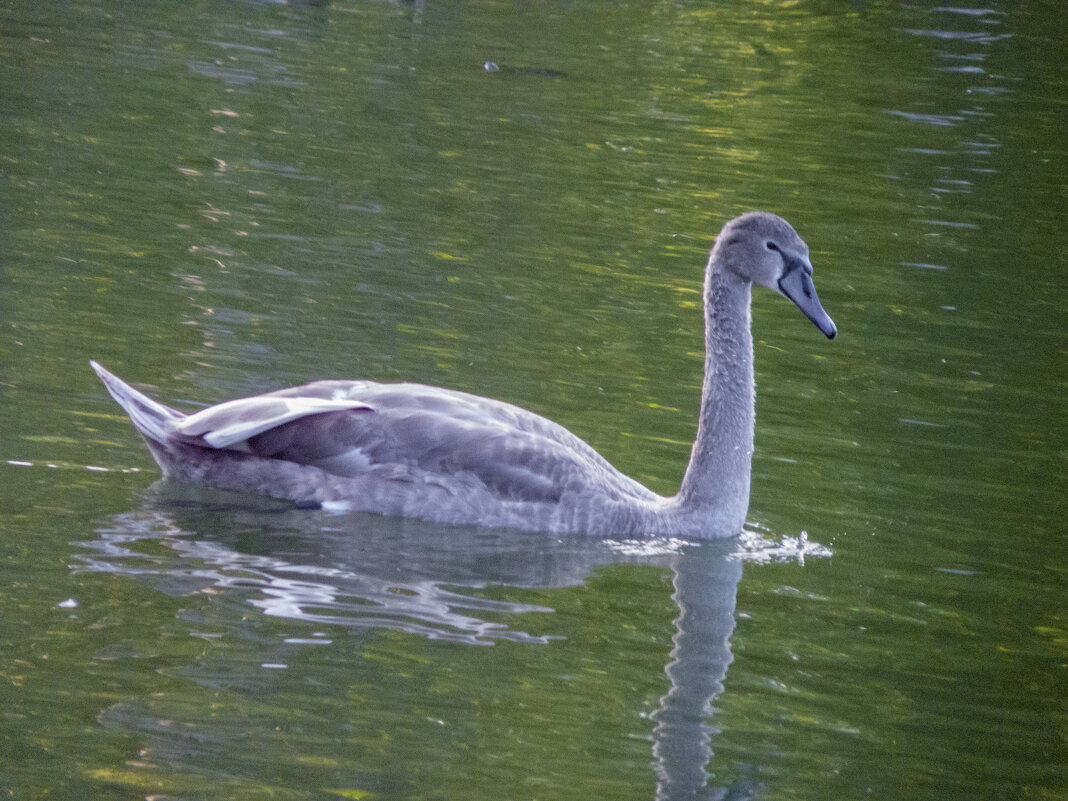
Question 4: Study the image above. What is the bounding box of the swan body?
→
[91,211,836,537]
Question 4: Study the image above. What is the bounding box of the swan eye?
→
[765,241,780,252]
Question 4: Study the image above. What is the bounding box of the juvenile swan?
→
[91,211,836,537]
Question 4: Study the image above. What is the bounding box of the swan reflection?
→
[77,483,829,798]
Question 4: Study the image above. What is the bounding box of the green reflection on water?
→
[1,2,1065,800]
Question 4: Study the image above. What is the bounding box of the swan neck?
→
[676,258,754,528]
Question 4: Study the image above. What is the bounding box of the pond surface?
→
[1,2,1065,800]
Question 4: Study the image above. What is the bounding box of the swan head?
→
[714,211,837,339]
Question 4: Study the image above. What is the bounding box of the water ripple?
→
[74,508,558,645]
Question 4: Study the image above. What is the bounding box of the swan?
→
[91,211,836,537]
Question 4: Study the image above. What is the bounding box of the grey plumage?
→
[91,211,836,537]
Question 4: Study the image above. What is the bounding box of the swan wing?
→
[181,380,657,505]
[176,384,374,448]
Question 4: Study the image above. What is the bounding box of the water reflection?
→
[652,542,743,800]
[76,483,828,798]
[76,486,577,646]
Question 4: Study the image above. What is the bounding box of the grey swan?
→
[91,211,836,537]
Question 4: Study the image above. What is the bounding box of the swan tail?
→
[90,361,186,447]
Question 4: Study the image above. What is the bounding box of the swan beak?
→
[778,259,837,339]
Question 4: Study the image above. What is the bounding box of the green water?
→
[1,3,1065,799]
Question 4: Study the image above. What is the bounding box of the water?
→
[1,3,1065,799]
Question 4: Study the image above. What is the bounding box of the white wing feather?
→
[177,395,374,448]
